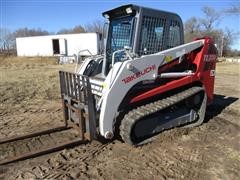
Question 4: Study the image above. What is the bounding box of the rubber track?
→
[120,86,204,146]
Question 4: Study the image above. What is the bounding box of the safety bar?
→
[111,47,134,66]
[75,49,93,73]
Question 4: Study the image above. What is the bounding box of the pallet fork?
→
[0,71,96,165]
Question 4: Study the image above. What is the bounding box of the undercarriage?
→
[120,86,206,145]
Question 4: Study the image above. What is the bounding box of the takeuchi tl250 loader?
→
[0,4,218,165]
[60,4,217,145]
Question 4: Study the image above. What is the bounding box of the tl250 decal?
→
[203,54,217,62]
[203,54,217,72]
[122,64,156,84]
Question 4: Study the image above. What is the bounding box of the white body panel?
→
[98,40,205,138]
[16,33,100,56]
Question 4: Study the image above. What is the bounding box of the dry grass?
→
[0,56,74,114]
[215,62,240,113]
[216,61,240,75]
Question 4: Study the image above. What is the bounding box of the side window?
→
[138,16,166,56]
[111,21,132,52]
[140,27,148,49]
[168,21,181,48]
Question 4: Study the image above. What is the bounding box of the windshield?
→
[105,16,134,74]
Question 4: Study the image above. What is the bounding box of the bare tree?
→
[72,25,86,33]
[184,6,237,56]
[184,17,200,34]
[85,20,105,34]
[56,28,72,34]
[199,6,222,31]
[184,17,201,42]
[57,25,86,34]
[0,28,17,53]
[13,27,50,38]
[223,4,240,15]
[0,28,10,51]
[0,27,51,51]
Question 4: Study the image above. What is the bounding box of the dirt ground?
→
[0,56,239,180]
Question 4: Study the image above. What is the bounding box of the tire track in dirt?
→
[14,141,109,179]
[78,130,208,179]
[4,105,240,180]
[78,108,240,179]
[138,141,207,179]
[0,104,63,139]
[0,128,79,165]
[2,109,240,179]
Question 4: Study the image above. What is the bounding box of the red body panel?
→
[130,37,217,104]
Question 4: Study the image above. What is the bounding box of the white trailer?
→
[16,33,101,57]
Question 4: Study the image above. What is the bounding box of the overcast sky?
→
[1,0,240,49]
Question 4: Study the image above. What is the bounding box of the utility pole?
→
[220,35,224,57]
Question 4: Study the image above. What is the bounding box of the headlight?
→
[104,14,110,19]
[126,7,132,14]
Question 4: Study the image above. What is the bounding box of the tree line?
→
[184,5,240,56]
[1,5,239,56]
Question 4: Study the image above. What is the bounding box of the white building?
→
[16,33,101,57]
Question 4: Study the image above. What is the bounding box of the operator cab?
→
[80,4,184,83]
[102,4,184,76]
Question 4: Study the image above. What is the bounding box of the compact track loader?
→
[61,4,217,145]
[0,4,217,165]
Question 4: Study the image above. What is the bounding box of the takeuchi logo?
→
[122,64,156,84]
